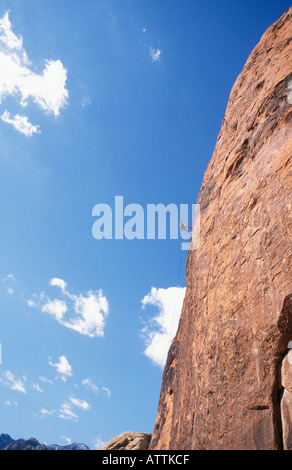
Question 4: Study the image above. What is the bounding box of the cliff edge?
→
[150,7,292,450]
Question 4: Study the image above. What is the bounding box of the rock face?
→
[46,442,90,451]
[0,434,18,450]
[99,432,152,450]
[150,8,292,451]
[0,433,89,450]
[281,349,292,450]
[5,438,47,450]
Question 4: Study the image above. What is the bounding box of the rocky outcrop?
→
[5,438,47,450]
[46,442,90,451]
[281,348,292,449]
[150,7,292,450]
[99,432,152,450]
[0,434,19,450]
[0,433,89,450]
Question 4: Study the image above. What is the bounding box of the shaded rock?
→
[99,432,152,450]
[0,434,18,450]
[281,389,292,450]
[281,350,292,393]
[46,442,89,450]
[150,7,292,451]
[0,433,89,450]
[5,438,47,450]
[281,350,292,450]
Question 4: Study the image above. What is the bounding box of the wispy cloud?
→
[4,399,18,407]
[41,408,55,417]
[32,383,44,393]
[0,111,40,136]
[48,355,73,381]
[61,436,72,445]
[70,397,90,411]
[2,370,27,393]
[102,386,111,398]
[28,278,109,338]
[81,96,92,108]
[0,11,68,136]
[0,11,23,50]
[149,46,162,62]
[2,272,16,295]
[59,401,78,421]
[81,377,111,398]
[39,376,54,385]
[59,396,90,421]
[82,377,99,394]
[93,437,106,450]
[2,273,15,282]
[141,286,186,368]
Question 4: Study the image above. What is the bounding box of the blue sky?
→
[0,0,290,449]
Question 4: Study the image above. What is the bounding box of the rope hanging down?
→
[170,221,192,337]
[170,221,191,337]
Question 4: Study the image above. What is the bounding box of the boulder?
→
[99,432,152,450]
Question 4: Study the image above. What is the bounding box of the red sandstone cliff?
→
[150,8,292,450]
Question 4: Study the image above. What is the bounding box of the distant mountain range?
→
[0,433,90,450]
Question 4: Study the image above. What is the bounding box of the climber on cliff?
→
[180,220,192,234]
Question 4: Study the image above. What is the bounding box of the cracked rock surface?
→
[150,7,292,451]
[99,432,152,450]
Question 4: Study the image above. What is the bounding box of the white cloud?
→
[81,378,110,398]
[29,278,109,338]
[41,408,55,416]
[93,437,106,449]
[141,286,186,368]
[64,291,109,338]
[48,355,73,380]
[70,397,90,411]
[0,12,23,51]
[61,436,72,445]
[59,396,89,421]
[149,46,162,62]
[82,378,99,394]
[59,401,78,421]
[32,383,44,393]
[2,273,15,282]
[50,277,67,293]
[81,96,92,108]
[2,273,16,295]
[0,111,40,136]
[39,376,53,385]
[102,386,111,398]
[42,299,68,322]
[2,370,27,393]
[4,399,17,407]
[0,11,68,136]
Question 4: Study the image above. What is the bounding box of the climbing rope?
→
[170,248,184,338]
